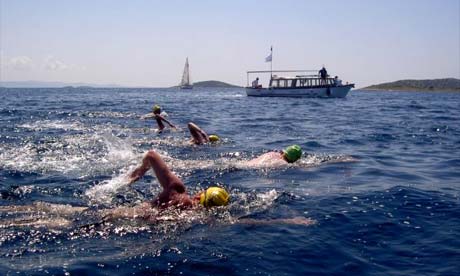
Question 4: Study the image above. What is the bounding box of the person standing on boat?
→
[319,66,328,85]
[141,105,176,133]
[252,77,260,88]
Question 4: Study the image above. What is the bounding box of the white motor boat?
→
[246,70,354,98]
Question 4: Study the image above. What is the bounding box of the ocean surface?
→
[0,87,459,275]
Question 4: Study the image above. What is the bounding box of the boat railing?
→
[246,70,317,87]
[270,77,338,89]
[246,70,352,89]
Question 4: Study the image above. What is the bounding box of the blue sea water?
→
[0,87,459,275]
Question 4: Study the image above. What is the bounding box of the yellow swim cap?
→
[199,187,230,207]
[152,105,161,113]
[208,135,220,142]
[283,144,302,163]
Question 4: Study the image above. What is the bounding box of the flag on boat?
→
[265,46,272,62]
[265,54,272,62]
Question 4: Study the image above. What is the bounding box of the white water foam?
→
[0,129,139,177]
[18,119,85,131]
[230,189,279,218]
[84,168,135,205]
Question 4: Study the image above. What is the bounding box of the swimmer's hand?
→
[140,113,154,120]
[128,175,140,185]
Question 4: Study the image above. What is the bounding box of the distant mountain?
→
[170,80,240,88]
[362,78,460,92]
[0,81,121,88]
[193,80,240,88]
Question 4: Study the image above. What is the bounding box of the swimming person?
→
[0,150,230,226]
[246,145,302,167]
[141,105,176,133]
[94,149,311,225]
[0,149,314,227]
[128,150,228,209]
[187,122,220,145]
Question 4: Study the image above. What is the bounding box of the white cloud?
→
[6,56,34,70]
[44,56,69,71]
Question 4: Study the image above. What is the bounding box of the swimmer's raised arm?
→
[188,122,209,144]
[128,150,184,191]
[158,115,176,128]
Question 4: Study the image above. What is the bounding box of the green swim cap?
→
[209,135,220,142]
[152,105,161,113]
[283,145,302,163]
[199,187,230,207]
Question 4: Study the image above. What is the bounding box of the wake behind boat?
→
[246,70,355,98]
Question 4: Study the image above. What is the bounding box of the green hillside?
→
[363,78,460,92]
[193,80,241,88]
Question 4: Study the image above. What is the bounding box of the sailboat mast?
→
[270,46,273,78]
[186,58,189,85]
[180,57,193,89]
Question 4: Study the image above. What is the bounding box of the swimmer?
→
[103,149,312,225]
[246,145,302,167]
[187,122,220,145]
[101,149,229,221]
[0,150,314,227]
[141,105,176,133]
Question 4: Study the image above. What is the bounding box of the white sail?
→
[180,57,193,89]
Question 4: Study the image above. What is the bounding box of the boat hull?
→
[246,85,354,98]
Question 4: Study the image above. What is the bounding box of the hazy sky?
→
[1,0,459,87]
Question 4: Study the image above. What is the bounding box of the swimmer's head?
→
[152,105,161,114]
[283,145,302,163]
[208,134,220,142]
[199,187,230,207]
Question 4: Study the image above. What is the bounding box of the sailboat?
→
[180,57,193,89]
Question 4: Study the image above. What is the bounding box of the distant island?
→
[193,80,240,88]
[0,81,120,88]
[172,80,241,88]
[1,80,241,89]
[361,78,460,92]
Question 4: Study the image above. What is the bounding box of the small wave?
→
[229,189,280,219]
[84,167,136,205]
[0,131,139,177]
[78,111,138,119]
[18,119,86,131]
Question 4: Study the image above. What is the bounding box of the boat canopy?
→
[270,76,336,88]
[246,70,339,89]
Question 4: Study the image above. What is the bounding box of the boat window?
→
[291,79,297,87]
